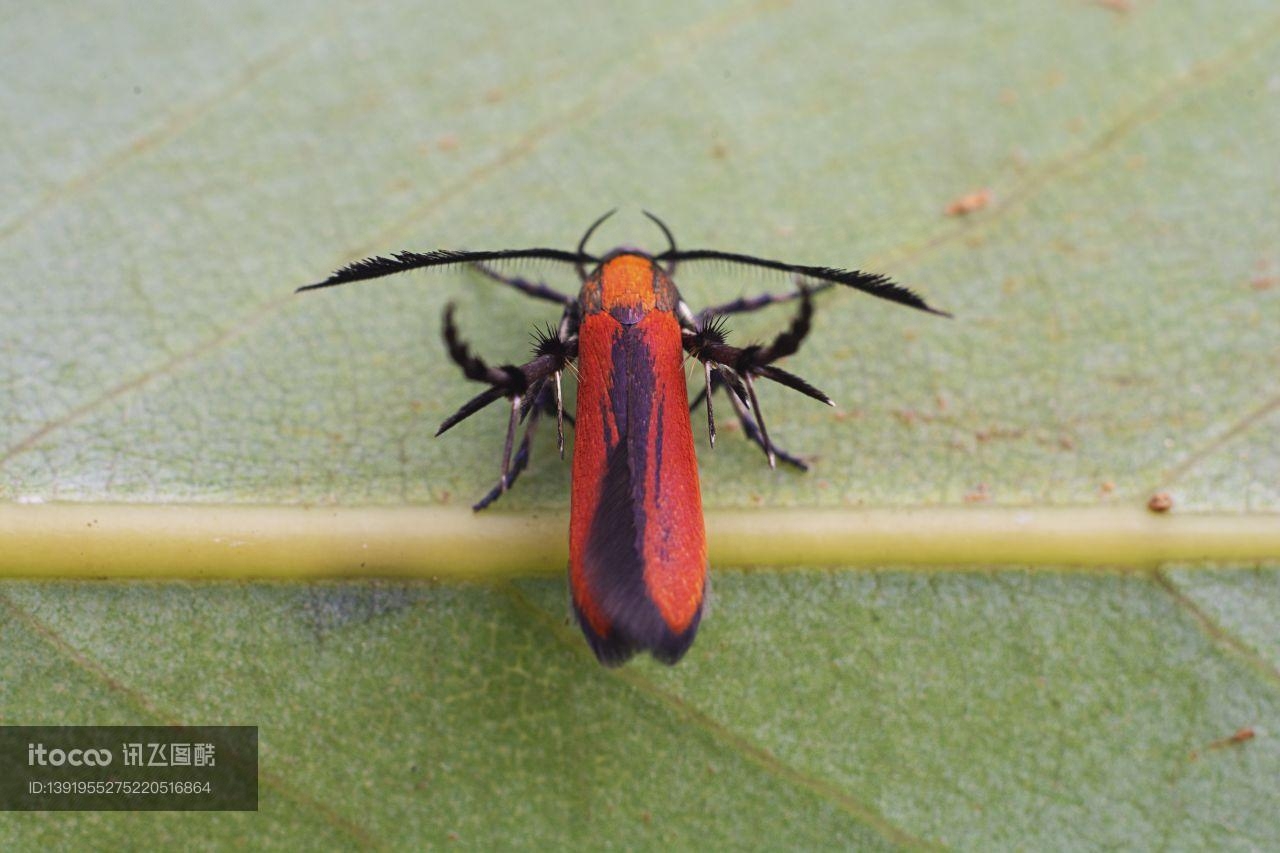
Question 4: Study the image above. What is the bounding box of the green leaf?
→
[2,0,1277,848]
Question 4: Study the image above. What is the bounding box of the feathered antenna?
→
[296,247,592,293]
[654,248,951,317]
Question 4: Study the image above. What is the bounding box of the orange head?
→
[580,252,679,325]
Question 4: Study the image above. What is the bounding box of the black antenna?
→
[297,247,589,293]
[642,210,679,276]
[654,248,951,317]
[575,209,616,280]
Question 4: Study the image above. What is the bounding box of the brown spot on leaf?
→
[945,188,993,216]
[1206,726,1257,751]
[975,426,1027,444]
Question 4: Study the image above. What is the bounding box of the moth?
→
[300,212,947,664]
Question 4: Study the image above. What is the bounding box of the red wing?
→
[568,310,707,665]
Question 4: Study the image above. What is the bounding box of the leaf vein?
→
[0,20,337,244]
[0,0,784,464]
[877,11,1280,273]
[1158,392,1280,491]
[0,589,379,846]
[1151,570,1280,690]
[500,582,943,851]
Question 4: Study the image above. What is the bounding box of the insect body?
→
[299,212,947,665]
[571,252,706,663]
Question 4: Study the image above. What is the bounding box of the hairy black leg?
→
[437,303,577,503]
[725,382,810,470]
[474,405,538,510]
[689,372,809,470]
[695,278,833,327]
[684,287,829,468]
[473,383,540,510]
[472,382,576,510]
[473,262,575,306]
[702,361,716,448]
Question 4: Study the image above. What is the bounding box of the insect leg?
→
[472,382,541,510]
[471,381,580,510]
[695,276,833,327]
[436,304,578,505]
[500,392,523,491]
[473,262,575,306]
[690,369,809,469]
[720,379,810,470]
[683,288,828,468]
[702,361,716,448]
